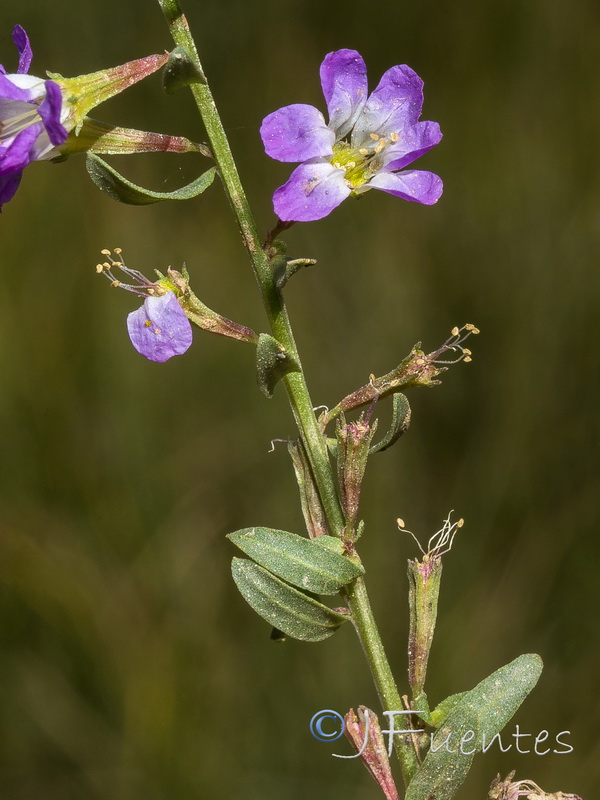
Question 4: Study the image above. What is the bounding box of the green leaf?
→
[428,692,467,727]
[231,558,349,641]
[369,393,411,454]
[85,153,216,205]
[312,535,345,555]
[256,333,300,398]
[162,46,205,94]
[405,654,543,800]
[228,528,363,594]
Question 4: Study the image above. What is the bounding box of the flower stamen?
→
[96,247,162,296]
[398,512,464,560]
[430,324,480,365]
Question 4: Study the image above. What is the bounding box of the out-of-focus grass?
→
[0,1,598,797]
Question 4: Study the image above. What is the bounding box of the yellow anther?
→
[397,517,406,529]
[359,148,369,155]
[457,518,465,527]
[451,326,459,336]
[390,132,399,143]
[463,348,472,356]
[113,247,122,254]
[463,356,472,363]
[110,280,120,288]
[369,132,379,141]
[95,263,104,273]
[100,249,111,256]
[144,320,152,327]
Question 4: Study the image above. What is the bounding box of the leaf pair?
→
[228,527,364,641]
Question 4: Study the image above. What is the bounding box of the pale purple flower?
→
[0,25,69,209]
[260,49,443,222]
[99,251,193,363]
[127,292,193,363]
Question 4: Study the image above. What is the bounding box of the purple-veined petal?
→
[351,65,424,149]
[273,159,350,222]
[12,25,33,74]
[0,123,41,172]
[37,80,68,146]
[320,49,368,139]
[366,169,443,205]
[0,170,22,209]
[126,292,193,363]
[260,104,334,162]
[382,120,442,171]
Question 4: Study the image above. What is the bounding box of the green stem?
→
[347,577,418,781]
[158,0,418,785]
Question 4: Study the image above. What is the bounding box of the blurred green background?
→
[0,1,598,798]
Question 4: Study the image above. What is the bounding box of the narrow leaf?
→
[369,393,411,454]
[231,558,348,641]
[405,654,543,800]
[228,528,363,594]
[86,153,216,204]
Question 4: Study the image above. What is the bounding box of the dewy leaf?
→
[369,393,411,454]
[228,528,363,594]
[256,333,300,397]
[405,654,543,800]
[231,558,349,642]
[85,153,216,204]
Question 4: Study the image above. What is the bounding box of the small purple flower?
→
[0,25,69,209]
[98,250,193,363]
[127,293,193,363]
[260,49,443,222]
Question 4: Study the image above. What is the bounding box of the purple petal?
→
[0,124,41,172]
[261,104,334,162]
[0,170,22,209]
[12,25,33,74]
[351,65,424,149]
[367,169,443,205]
[273,160,350,222]
[0,72,36,102]
[37,80,67,146]
[383,120,442,171]
[320,49,368,138]
[126,292,193,363]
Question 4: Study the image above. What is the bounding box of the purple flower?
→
[127,292,193,363]
[260,49,443,222]
[0,25,69,209]
[98,250,193,362]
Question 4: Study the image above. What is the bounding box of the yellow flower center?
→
[329,132,399,189]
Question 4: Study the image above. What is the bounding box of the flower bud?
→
[336,413,377,539]
[344,707,399,800]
